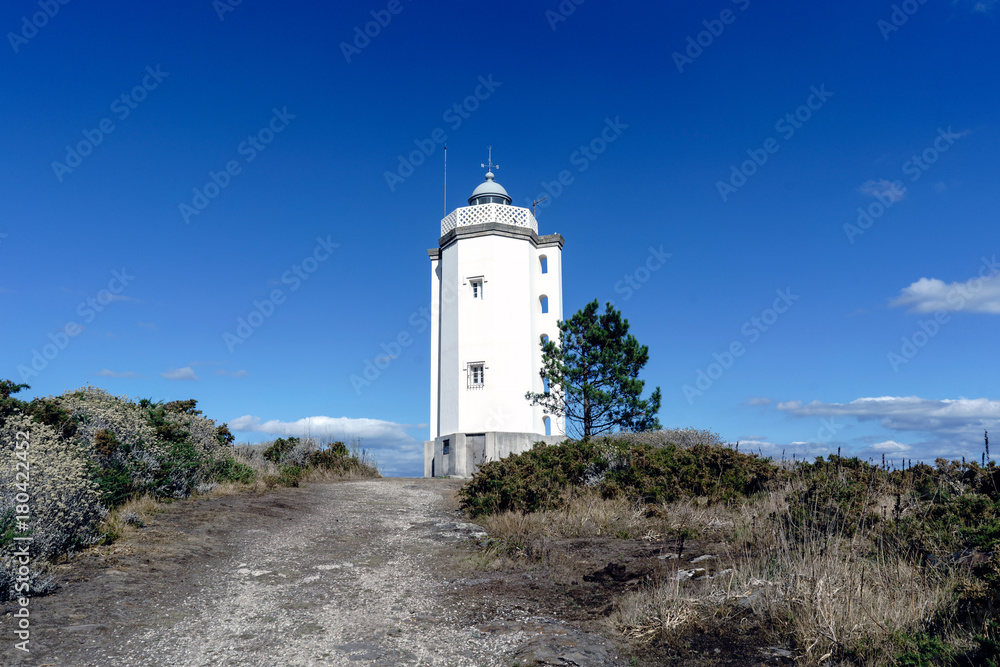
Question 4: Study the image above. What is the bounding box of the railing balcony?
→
[441,203,538,236]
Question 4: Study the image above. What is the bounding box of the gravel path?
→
[5,479,621,666]
[117,479,526,666]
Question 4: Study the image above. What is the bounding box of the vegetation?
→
[0,381,379,602]
[459,433,774,517]
[460,430,1000,665]
[525,300,662,438]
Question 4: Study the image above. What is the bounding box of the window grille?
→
[467,362,485,388]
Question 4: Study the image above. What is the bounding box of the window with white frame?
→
[471,278,483,299]
[467,362,485,388]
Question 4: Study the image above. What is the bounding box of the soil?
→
[2,479,794,666]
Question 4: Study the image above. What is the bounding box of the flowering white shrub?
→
[57,386,159,457]
[235,436,320,469]
[1,412,104,600]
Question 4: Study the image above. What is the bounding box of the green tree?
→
[526,300,662,438]
[0,380,29,426]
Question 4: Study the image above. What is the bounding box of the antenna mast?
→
[443,145,448,218]
[532,196,548,217]
[481,145,499,174]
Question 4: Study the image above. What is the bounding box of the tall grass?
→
[461,433,1000,665]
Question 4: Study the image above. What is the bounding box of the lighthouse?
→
[424,153,567,478]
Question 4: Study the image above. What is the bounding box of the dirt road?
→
[3,479,622,666]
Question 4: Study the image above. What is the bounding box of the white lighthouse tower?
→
[424,152,567,478]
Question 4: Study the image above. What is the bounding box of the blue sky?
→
[2,0,998,476]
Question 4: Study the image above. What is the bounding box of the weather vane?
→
[482,145,499,174]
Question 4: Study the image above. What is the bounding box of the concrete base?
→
[424,431,565,478]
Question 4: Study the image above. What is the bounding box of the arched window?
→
[540,295,548,314]
[539,255,548,274]
[543,416,551,437]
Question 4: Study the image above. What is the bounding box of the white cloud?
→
[95,369,141,379]
[858,440,911,455]
[890,263,1000,314]
[160,367,199,381]
[777,396,999,462]
[778,396,1000,428]
[230,414,426,476]
[230,415,415,440]
[859,179,906,203]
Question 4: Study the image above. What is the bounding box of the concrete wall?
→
[424,431,566,478]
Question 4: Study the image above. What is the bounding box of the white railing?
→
[440,203,538,236]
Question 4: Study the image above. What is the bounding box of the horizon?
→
[2,1,998,476]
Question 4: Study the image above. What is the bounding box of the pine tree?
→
[526,300,662,438]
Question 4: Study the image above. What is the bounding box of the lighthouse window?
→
[468,363,485,388]
[539,255,548,274]
[540,295,549,314]
[471,279,483,299]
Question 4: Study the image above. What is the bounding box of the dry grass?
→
[470,485,974,664]
[610,576,700,640]
[604,488,973,666]
[753,540,962,665]
[458,439,1000,664]
[480,493,650,539]
[301,466,382,483]
[98,493,161,542]
[200,481,247,498]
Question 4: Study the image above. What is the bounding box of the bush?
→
[211,456,257,485]
[93,459,138,508]
[277,465,306,487]
[459,436,777,517]
[0,383,245,601]
[0,381,380,602]
[0,414,104,563]
[263,437,300,464]
[93,429,120,456]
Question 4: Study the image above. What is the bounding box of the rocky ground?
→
[2,478,792,666]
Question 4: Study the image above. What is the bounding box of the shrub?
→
[459,436,777,517]
[211,456,257,485]
[0,380,382,602]
[93,459,138,508]
[277,465,306,487]
[263,437,299,464]
[93,428,120,456]
[0,414,104,563]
